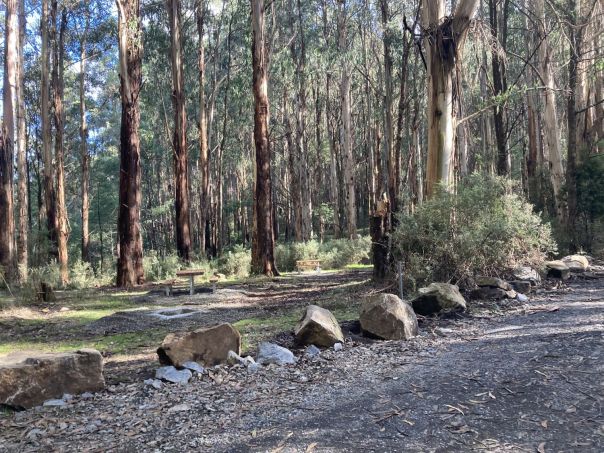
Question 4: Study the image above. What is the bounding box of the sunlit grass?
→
[0,330,167,356]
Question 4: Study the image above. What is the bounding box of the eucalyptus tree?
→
[0,0,19,280]
[116,0,144,287]
[251,0,278,276]
[16,0,28,280]
[421,0,479,197]
[167,0,192,262]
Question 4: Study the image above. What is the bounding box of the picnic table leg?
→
[189,276,194,295]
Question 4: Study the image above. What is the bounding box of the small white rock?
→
[333,342,343,352]
[144,378,163,389]
[516,293,529,303]
[305,345,321,357]
[43,399,67,407]
[155,366,192,384]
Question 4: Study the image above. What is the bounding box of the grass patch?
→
[0,330,167,356]
[232,296,362,353]
[345,264,373,270]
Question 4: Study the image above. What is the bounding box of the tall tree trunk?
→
[0,0,18,279]
[197,0,209,257]
[52,3,69,286]
[167,0,191,262]
[80,15,90,263]
[535,0,565,222]
[422,0,479,198]
[41,0,57,260]
[489,0,510,176]
[337,0,357,239]
[565,0,584,251]
[251,0,278,276]
[380,0,396,213]
[290,0,312,241]
[16,0,27,281]
[116,0,144,287]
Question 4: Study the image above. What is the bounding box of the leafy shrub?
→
[68,260,97,290]
[275,237,371,272]
[17,262,61,304]
[575,154,604,253]
[143,251,180,282]
[392,174,557,287]
[215,245,251,278]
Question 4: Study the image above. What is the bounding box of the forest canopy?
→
[0,0,602,288]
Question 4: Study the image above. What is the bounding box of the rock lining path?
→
[0,275,602,452]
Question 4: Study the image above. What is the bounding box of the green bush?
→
[392,174,557,287]
[275,237,371,272]
[68,260,97,290]
[143,251,181,282]
[215,245,251,278]
[575,154,604,253]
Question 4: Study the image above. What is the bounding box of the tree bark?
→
[16,0,27,281]
[116,0,144,287]
[337,0,357,239]
[251,0,278,276]
[489,0,510,176]
[0,0,18,279]
[52,3,69,286]
[41,0,58,260]
[535,0,565,222]
[80,14,90,263]
[167,0,191,262]
[422,0,479,198]
[381,0,396,213]
[197,0,209,257]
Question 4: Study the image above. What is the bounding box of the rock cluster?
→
[470,276,517,300]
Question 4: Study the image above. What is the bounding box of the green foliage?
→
[577,154,604,221]
[575,154,604,253]
[143,251,181,282]
[275,237,371,272]
[17,262,62,304]
[215,245,252,278]
[68,260,97,290]
[392,174,557,287]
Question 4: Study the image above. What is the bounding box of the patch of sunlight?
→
[0,330,167,357]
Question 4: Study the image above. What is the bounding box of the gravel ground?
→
[0,275,602,452]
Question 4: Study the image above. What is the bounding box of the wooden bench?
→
[296,259,321,273]
[175,269,205,295]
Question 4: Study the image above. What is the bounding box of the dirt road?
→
[1,275,602,452]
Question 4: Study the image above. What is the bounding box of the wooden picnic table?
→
[176,269,205,295]
[296,259,321,273]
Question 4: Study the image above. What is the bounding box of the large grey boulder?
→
[359,294,418,340]
[512,266,541,285]
[411,283,467,316]
[294,305,344,347]
[561,255,589,273]
[157,323,241,368]
[0,349,105,409]
[257,342,296,365]
[545,261,570,280]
